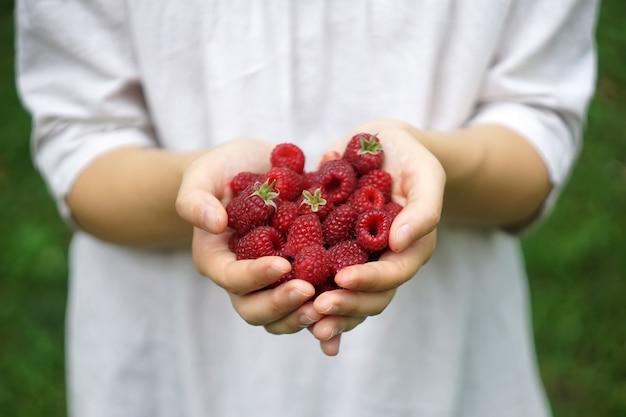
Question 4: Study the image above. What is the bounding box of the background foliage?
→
[1,1,624,416]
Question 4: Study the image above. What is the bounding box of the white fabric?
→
[16,1,598,416]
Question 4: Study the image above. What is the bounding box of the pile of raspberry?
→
[226,133,403,295]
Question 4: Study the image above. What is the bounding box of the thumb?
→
[176,188,228,234]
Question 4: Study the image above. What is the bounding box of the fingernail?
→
[299,315,316,327]
[327,328,342,340]
[319,301,338,315]
[395,224,412,250]
[202,204,219,229]
[289,288,309,303]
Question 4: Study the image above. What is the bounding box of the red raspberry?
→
[328,240,369,275]
[322,203,359,246]
[284,214,324,257]
[228,181,279,234]
[355,209,392,252]
[357,169,392,202]
[315,159,357,205]
[302,171,319,190]
[292,245,331,286]
[262,166,304,202]
[384,201,403,220]
[342,133,384,175]
[230,171,263,196]
[349,185,386,214]
[297,188,334,219]
[271,200,299,234]
[235,226,286,260]
[270,143,306,174]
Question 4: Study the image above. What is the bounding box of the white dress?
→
[16,1,598,416]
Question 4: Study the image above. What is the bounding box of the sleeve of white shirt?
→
[468,0,599,232]
[16,0,156,226]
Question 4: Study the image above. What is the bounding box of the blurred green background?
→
[1,1,624,416]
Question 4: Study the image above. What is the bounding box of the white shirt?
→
[16,1,598,416]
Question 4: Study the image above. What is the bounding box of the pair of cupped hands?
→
[176,120,446,356]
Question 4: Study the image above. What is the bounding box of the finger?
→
[176,187,228,233]
[263,301,324,334]
[319,334,342,356]
[312,288,396,317]
[193,228,292,294]
[230,280,316,326]
[334,230,437,292]
[308,315,366,346]
[388,156,445,253]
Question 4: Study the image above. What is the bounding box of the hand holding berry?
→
[309,121,446,354]
[176,138,323,335]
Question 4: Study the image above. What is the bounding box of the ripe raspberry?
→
[271,200,299,234]
[235,226,286,260]
[349,185,386,214]
[357,169,392,202]
[270,143,306,174]
[228,181,279,234]
[328,240,369,275]
[384,201,403,220]
[342,132,384,175]
[284,214,324,257]
[230,171,263,196]
[315,159,357,205]
[322,203,359,246]
[302,171,319,190]
[262,166,304,201]
[355,209,393,252]
[292,245,331,286]
[297,188,334,219]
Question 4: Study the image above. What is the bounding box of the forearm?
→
[415,124,551,230]
[66,146,204,247]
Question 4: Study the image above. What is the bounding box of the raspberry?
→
[292,245,331,286]
[357,169,392,202]
[230,171,263,196]
[284,214,324,257]
[302,171,319,190]
[328,240,369,275]
[384,201,403,220]
[270,143,306,174]
[262,166,304,201]
[235,226,286,260]
[271,200,299,234]
[355,209,392,252]
[315,159,357,205]
[349,185,386,214]
[342,133,384,175]
[322,203,359,246]
[225,136,398,296]
[297,188,334,219]
[228,181,279,234]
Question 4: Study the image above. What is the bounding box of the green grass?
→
[1,2,625,416]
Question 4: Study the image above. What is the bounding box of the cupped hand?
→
[176,138,324,335]
[309,120,446,355]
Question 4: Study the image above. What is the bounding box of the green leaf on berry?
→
[357,133,383,156]
[300,188,327,213]
[250,180,280,209]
